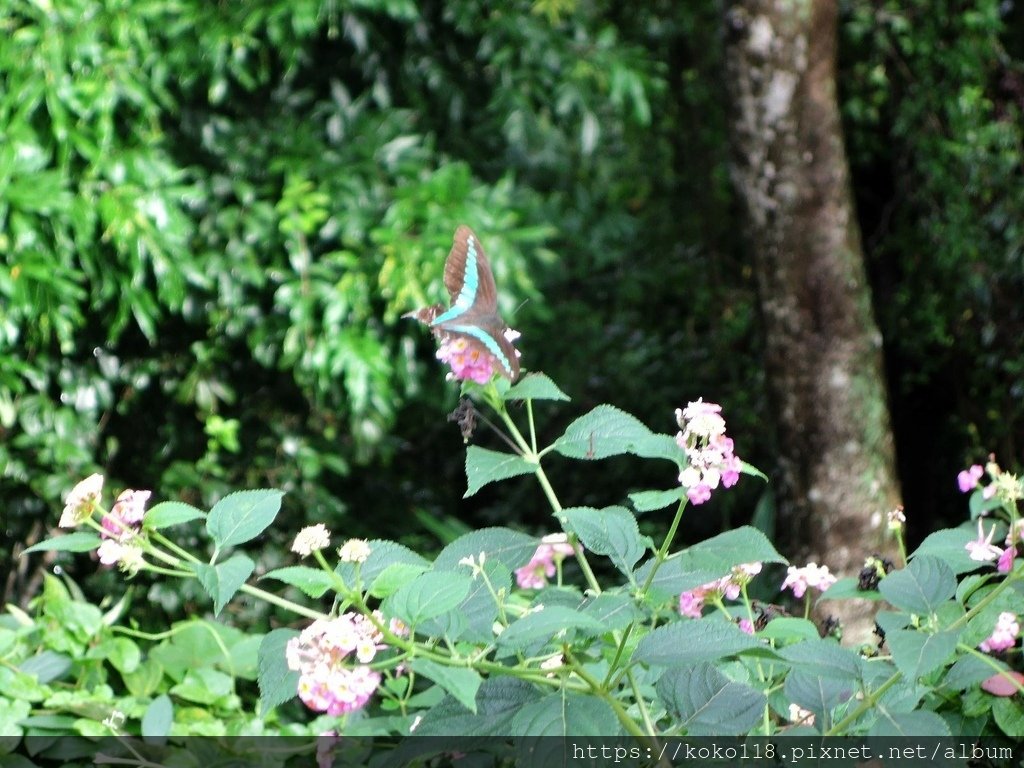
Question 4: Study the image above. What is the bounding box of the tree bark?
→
[723,0,902,642]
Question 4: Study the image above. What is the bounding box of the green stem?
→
[639,497,688,596]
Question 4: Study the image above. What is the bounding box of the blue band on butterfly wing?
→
[444,323,514,375]
[431,235,480,326]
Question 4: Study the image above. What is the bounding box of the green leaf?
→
[0,699,30,740]
[819,577,883,601]
[677,526,788,573]
[504,373,570,401]
[383,571,473,627]
[993,697,1024,738]
[757,617,821,644]
[656,663,766,735]
[141,694,173,738]
[257,629,299,714]
[368,562,431,598]
[869,710,952,737]
[510,693,621,736]
[632,557,722,603]
[784,669,854,728]
[206,489,284,549]
[886,629,960,681]
[776,639,862,680]
[878,555,956,615]
[497,606,607,651]
[560,506,646,577]
[433,527,539,574]
[336,539,431,587]
[409,659,482,714]
[629,488,685,513]
[943,655,1007,691]
[261,566,335,599]
[420,558,510,644]
[413,678,541,736]
[170,668,233,705]
[144,501,206,530]
[911,528,983,574]
[194,554,255,616]
[22,532,101,555]
[633,620,765,667]
[19,651,71,684]
[464,446,536,497]
[552,405,661,460]
[580,592,643,631]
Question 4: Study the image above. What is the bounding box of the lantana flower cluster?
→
[286,612,403,716]
[979,612,1020,653]
[436,329,521,384]
[515,533,580,589]
[959,458,1023,574]
[678,562,763,620]
[60,475,150,573]
[780,562,837,599]
[675,399,743,505]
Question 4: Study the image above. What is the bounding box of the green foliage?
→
[1,0,691,604]
[841,0,1024,510]
[5,374,1023,748]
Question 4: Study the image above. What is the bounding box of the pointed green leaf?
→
[629,488,685,513]
[433,527,539,574]
[560,506,646,576]
[552,405,661,460]
[869,710,951,737]
[409,659,482,714]
[144,501,205,530]
[510,693,621,736]
[777,639,862,680]
[383,571,473,627]
[580,592,644,631]
[257,629,299,713]
[784,669,854,730]
[633,620,764,667]
[497,606,606,651]
[504,373,570,402]
[141,694,173,738]
[414,679,541,736]
[878,555,956,615]
[657,663,766,735]
[886,629,960,681]
[464,446,536,497]
[911,528,983,574]
[195,554,255,615]
[22,532,101,555]
[206,489,284,549]
[261,566,335,599]
[677,526,788,573]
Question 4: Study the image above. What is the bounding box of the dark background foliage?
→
[3,0,1022,622]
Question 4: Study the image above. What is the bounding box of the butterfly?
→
[407,226,521,381]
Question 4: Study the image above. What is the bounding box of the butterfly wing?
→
[410,226,520,380]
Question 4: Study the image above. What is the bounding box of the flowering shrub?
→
[6,318,1024,750]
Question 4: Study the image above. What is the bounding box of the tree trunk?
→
[723,0,902,642]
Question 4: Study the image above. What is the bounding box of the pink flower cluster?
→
[958,464,988,495]
[286,612,400,716]
[515,534,579,589]
[97,489,150,569]
[436,329,521,384]
[780,562,837,599]
[674,399,743,505]
[678,562,762,619]
[979,612,1020,653]
[966,518,1020,574]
